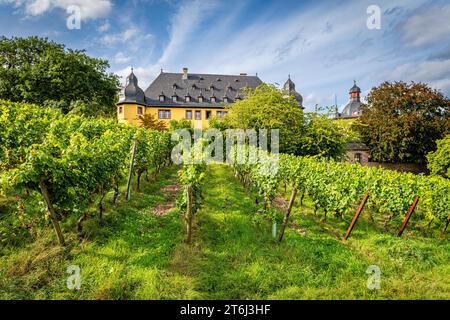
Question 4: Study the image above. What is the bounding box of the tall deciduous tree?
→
[226,84,305,154]
[0,36,119,116]
[354,81,450,164]
[299,113,350,160]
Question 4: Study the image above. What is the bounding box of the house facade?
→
[117,68,264,128]
[117,68,303,129]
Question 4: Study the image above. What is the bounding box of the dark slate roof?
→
[346,141,370,151]
[118,70,145,105]
[283,76,303,107]
[143,71,263,107]
[341,100,362,117]
[349,80,361,93]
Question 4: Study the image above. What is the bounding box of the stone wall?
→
[345,150,369,165]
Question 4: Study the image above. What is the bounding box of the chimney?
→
[182,67,188,80]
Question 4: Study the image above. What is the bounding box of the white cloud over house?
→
[1,0,112,20]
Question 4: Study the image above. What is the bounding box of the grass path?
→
[169,164,450,299]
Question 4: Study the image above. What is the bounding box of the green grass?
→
[0,164,449,299]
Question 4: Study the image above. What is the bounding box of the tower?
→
[283,75,303,109]
[341,80,362,117]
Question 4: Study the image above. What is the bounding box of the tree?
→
[299,113,349,160]
[427,135,450,179]
[226,84,305,154]
[354,81,450,164]
[0,36,119,116]
[139,113,167,131]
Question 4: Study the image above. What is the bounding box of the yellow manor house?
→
[117,67,303,129]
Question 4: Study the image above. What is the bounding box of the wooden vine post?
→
[278,187,297,242]
[398,196,420,237]
[186,184,194,244]
[125,141,137,201]
[39,180,65,246]
[344,193,369,240]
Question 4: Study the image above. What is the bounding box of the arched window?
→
[354,153,362,164]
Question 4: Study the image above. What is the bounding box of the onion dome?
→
[118,68,145,104]
[349,80,361,94]
[283,75,303,108]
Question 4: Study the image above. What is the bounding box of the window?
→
[206,110,212,120]
[217,111,228,118]
[185,110,192,119]
[211,97,216,103]
[185,96,191,102]
[354,153,362,164]
[195,110,201,120]
[118,106,123,114]
[158,109,171,119]
[137,106,143,115]
[223,97,229,103]
[172,95,177,102]
[198,96,204,103]
[159,95,165,102]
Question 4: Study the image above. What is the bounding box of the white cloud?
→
[401,3,450,47]
[114,52,131,64]
[101,27,139,45]
[116,66,156,89]
[387,58,450,93]
[1,0,112,20]
[97,20,110,32]
[156,0,220,66]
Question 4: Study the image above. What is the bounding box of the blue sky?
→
[1,0,450,112]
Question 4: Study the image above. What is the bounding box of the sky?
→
[1,0,450,112]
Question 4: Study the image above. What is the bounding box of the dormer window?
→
[172,83,177,90]
[159,94,165,102]
[172,95,177,102]
[235,96,241,101]
[223,97,229,103]
[209,85,214,91]
[211,96,216,103]
[216,78,221,82]
[185,95,191,102]
[198,96,204,103]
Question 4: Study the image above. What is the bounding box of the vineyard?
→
[0,101,449,299]
[233,148,450,236]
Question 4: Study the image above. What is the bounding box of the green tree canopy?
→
[0,36,119,116]
[354,81,450,164]
[299,113,350,160]
[226,84,305,154]
[427,135,450,179]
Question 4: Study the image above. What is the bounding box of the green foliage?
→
[208,115,231,131]
[234,146,450,226]
[427,135,450,179]
[169,118,193,132]
[226,84,305,154]
[298,113,349,160]
[354,81,450,164]
[0,101,173,244]
[139,113,167,131]
[0,36,119,116]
